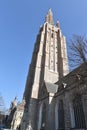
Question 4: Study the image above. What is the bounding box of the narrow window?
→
[73,95,86,128]
[51,33,53,38]
[58,100,65,129]
[41,103,46,130]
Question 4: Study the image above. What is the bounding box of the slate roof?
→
[54,63,87,93]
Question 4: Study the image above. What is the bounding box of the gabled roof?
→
[45,82,58,93]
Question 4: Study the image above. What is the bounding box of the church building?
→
[12,9,87,130]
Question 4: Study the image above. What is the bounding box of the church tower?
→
[21,9,69,130]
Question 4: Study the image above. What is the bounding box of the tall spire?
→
[45,9,54,24]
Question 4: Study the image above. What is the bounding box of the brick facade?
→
[13,10,87,130]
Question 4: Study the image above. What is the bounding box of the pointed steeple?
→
[45,9,54,24]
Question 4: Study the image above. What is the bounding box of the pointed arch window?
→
[41,103,46,130]
[73,95,86,128]
[58,100,65,129]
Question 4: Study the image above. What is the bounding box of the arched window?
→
[73,95,86,128]
[58,100,65,129]
[41,103,46,130]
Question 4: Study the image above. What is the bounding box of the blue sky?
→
[0,0,87,109]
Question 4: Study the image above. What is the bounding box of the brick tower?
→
[21,9,69,130]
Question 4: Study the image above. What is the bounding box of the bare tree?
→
[68,35,87,70]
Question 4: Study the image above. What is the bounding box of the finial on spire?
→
[45,9,54,24]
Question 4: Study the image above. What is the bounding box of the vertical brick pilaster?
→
[47,97,55,130]
[26,98,38,130]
